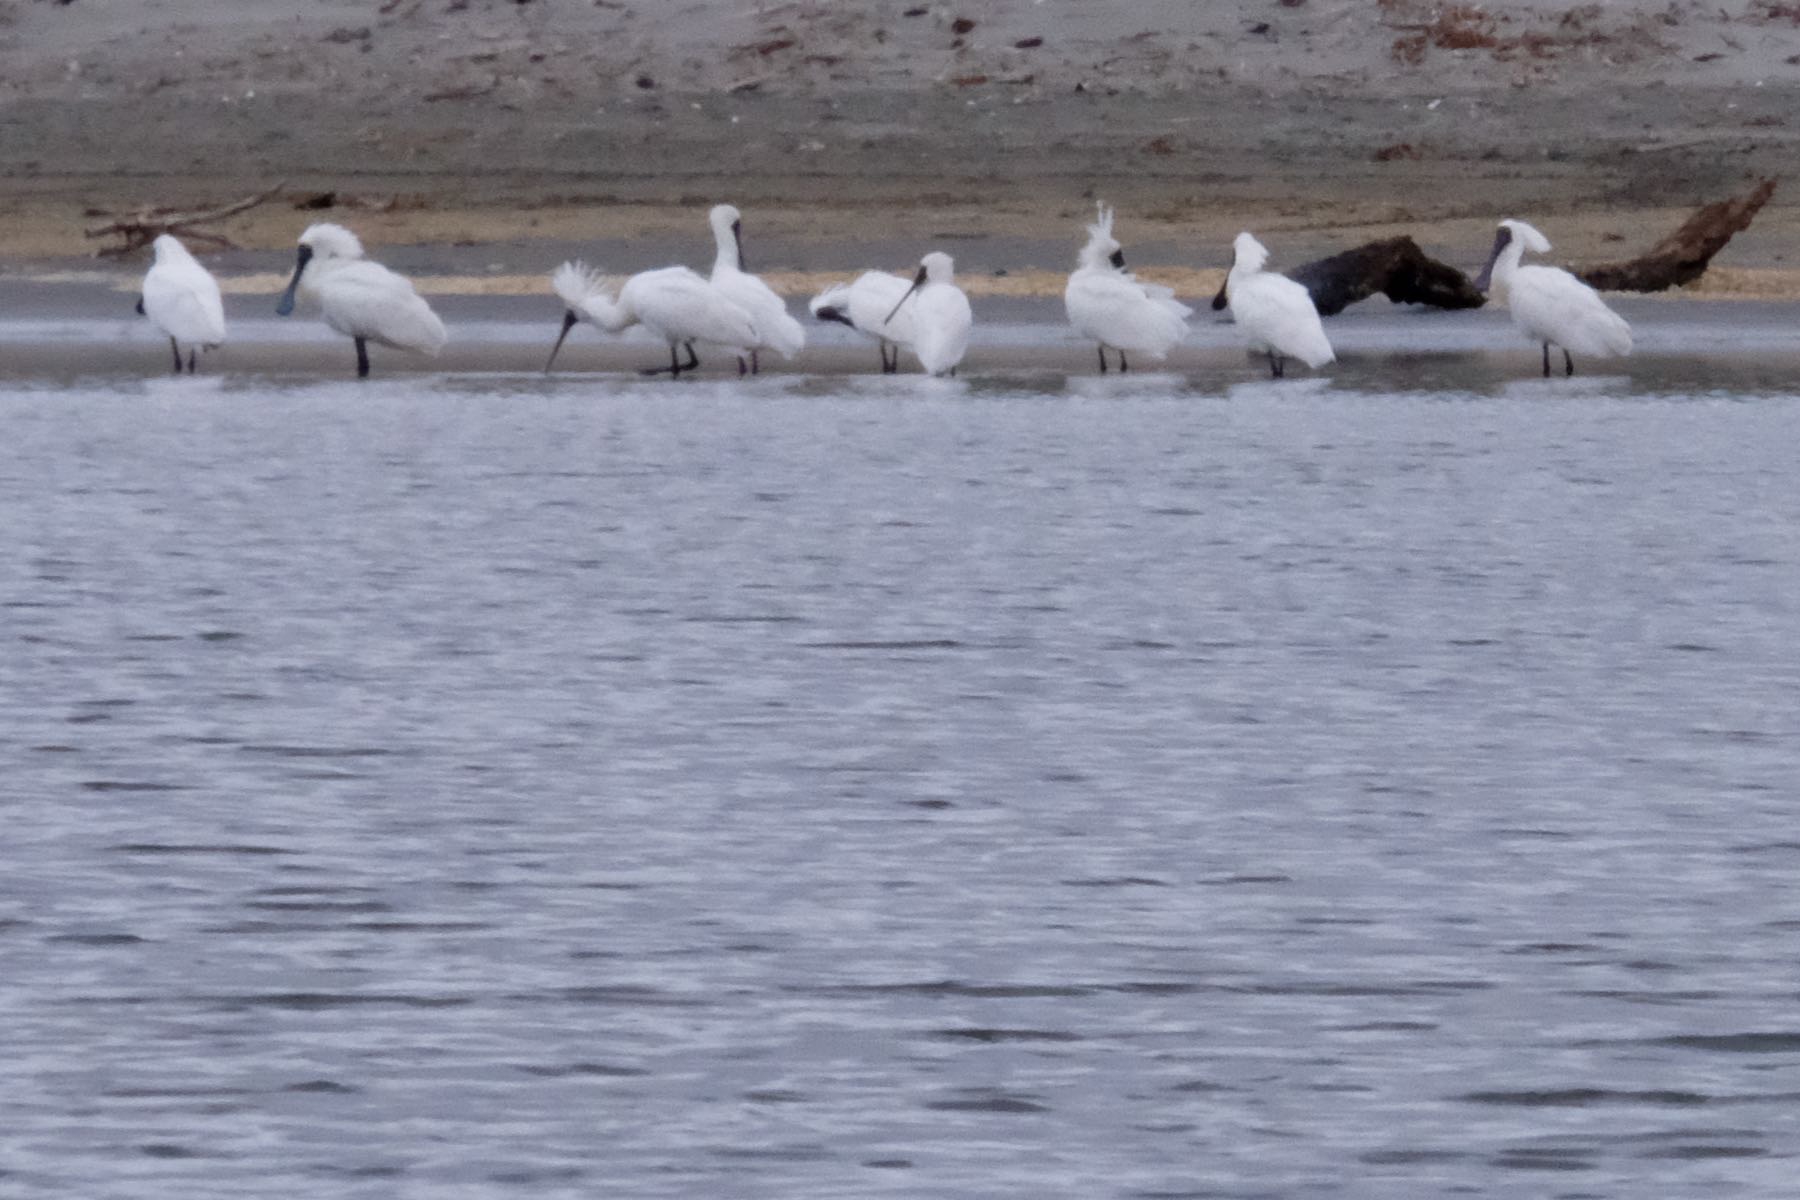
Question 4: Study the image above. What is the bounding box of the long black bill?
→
[1109,249,1126,270]
[1471,227,1511,294]
[544,310,579,373]
[275,244,313,316]
[1210,247,1235,312]
[884,266,928,325]
[732,218,746,273]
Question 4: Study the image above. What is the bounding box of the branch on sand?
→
[1576,178,1777,292]
[1280,236,1488,317]
[82,184,286,258]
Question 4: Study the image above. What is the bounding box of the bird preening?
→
[881,252,973,377]
[118,204,1646,384]
[1214,231,1336,378]
[138,233,226,374]
[1065,202,1192,374]
[809,271,916,373]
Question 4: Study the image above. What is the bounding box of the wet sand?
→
[7,278,1800,383]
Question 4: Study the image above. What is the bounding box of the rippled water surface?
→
[6,367,1800,1198]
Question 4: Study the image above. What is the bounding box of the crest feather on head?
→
[551,260,609,309]
[1500,218,1552,255]
[1086,201,1115,244]
[298,222,365,261]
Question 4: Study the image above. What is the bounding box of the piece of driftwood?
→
[83,184,285,257]
[1283,236,1487,316]
[1576,178,1776,292]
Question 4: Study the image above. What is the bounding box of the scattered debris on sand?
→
[83,185,286,257]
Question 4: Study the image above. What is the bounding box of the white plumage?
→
[1064,203,1190,373]
[545,260,759,378]
[140,234,225,374]
[808,271,916,373]
[1216,231,1334,377]
[707,204,804,373]
[882,251,972,377]
[1475,218,1632,376]
[550,260,623,332]
[275,222,447,377]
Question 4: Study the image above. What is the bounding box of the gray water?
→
[6,365,1800,1198]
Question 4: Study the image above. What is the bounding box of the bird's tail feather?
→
[809,282,854,323]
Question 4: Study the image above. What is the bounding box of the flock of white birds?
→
[135,203,1633,381]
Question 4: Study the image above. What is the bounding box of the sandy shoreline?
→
[3,2,1798,295]
[14,259,1800,304]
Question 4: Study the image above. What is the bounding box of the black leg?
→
[1268,350,1284,378]
[355,337,370,379]
[751,349,761,375]
[1542,342,1551,378]
[1563,348,1574,377]
[186,349,197,374]
[737,355,748,377]
[169,338,182,374]
[881,343,896,374]
[1119,350,1129,374]
[644,342,700,378]
[1098,345,1108,374]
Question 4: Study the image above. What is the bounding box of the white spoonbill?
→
[137,234,225,374]
[1212,232,1334,378]
[809,271,916,373]
[1064,203,1190,373]
[882,251,972,377]
[707,204,804,374]
[545,260,758,378]
[274,223,447,378]
[1474,219,1632,377]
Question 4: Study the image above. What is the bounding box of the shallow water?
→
[5,367,1800,1198]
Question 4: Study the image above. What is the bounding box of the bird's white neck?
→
[585,288,634,333]
[711,218,742,276]
[1227,238,1270,287]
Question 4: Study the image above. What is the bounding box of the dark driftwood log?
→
[1288,236,1487,316]
[1576,178,1776,292]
